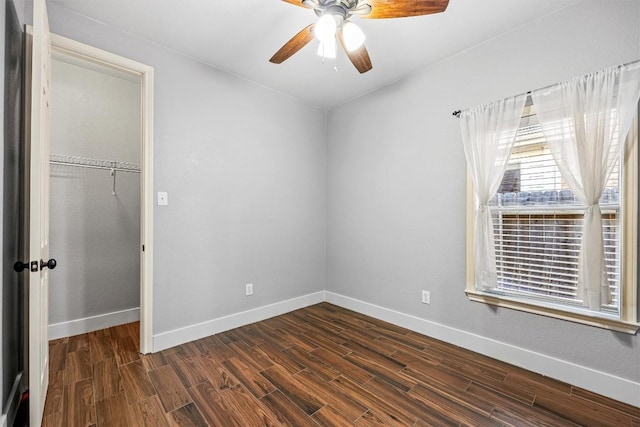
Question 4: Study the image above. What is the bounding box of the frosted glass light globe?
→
[315,14,337,43]
[317,38,337,59]
[342,21,365,51]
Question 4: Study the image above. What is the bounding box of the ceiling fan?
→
[269,0,450,74]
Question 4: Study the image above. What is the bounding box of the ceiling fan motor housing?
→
[301,0,372,20]
[316,6,347,23]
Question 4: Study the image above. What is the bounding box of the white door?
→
[25,0,52,425]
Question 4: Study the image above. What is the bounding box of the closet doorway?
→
[47,35,154,353]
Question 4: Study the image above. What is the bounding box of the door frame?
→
[50,34,155,353]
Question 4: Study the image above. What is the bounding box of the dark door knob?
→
[14,260,39,273]
[40,259,57,270]
[13,261,29,272]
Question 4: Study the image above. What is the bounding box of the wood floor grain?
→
[43,303,640,426]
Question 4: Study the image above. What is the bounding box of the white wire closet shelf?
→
[50,154,141,172]
[50,154,140,196]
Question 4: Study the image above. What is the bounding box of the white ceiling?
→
[49,0,579,110]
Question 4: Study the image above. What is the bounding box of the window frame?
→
[465,113,639,334]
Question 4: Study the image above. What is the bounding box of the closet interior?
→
[48,54,142,340]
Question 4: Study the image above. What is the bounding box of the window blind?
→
[488,104,621,314]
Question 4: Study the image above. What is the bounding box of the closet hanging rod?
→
[49,154,141,173]
[49,161,141,173]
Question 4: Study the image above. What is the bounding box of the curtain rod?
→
[452,59,640,118]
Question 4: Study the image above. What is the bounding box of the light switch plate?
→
[157,192,168,206]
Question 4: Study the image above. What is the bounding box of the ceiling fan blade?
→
[269,24,315,64]
[281,0,312,8]
[337,29,373,74]
[361,0,449,19]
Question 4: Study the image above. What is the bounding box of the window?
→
[465,100,638,333]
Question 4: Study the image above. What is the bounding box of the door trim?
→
[50,34,155,353]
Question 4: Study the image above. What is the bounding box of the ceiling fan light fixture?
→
[272,0,450,74]
[314,13,337,43]
[342,21,366,51]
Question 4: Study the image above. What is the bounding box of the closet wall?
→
[49,58,141,336]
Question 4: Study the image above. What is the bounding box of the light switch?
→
[157,192,168,206]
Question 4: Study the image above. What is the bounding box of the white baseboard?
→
[153,291,326,352]
[48,307,140,340]
[325,291,640,409]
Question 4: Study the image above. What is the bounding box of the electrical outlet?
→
[421,290,430,304]
[245,283,253,296]
[157,192,168,206]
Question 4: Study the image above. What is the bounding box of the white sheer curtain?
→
[460,94,527,290]
[531,62,640,310]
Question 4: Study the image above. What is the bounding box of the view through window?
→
[488,101,621,315]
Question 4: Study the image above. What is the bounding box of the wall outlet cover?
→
[157,191,168,206]
[422,290,430,304]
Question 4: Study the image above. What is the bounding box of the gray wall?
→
[0,0,7,415]
[327,0,640,382]
[1,0,7,416]
[13,1,29,28]
[46,3,327,335]
[2,0,26,423]
[49,59,141,325]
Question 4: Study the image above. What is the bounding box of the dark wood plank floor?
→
[42,302,640,426]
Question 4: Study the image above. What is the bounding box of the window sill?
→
[466,290,640,334]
